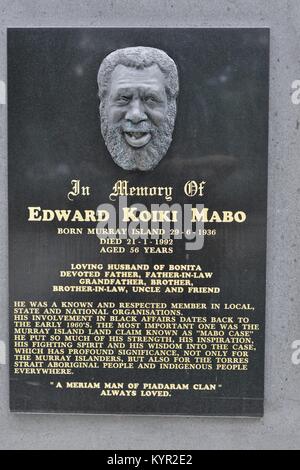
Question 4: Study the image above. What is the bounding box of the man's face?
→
[100,64,176,171]
[108,64,168,149]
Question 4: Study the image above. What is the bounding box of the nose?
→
[125,98,147,124]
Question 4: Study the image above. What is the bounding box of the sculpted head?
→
[97,47,179,171]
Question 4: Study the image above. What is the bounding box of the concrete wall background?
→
[0,0,299,450]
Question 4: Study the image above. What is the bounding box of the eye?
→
[144,95,158,104]
[117,95,130,104]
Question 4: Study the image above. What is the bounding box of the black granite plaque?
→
[9,28,269,416]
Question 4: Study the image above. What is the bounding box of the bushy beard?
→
[100,102,176,171]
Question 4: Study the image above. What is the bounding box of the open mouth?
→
[124,131,151,148]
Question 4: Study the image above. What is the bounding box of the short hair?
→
[97,46,179,101]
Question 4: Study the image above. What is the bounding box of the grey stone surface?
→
[0,0,299,450]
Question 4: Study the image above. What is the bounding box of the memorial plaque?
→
[8,28,269,416]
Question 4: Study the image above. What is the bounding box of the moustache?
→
[119,121,154,134]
